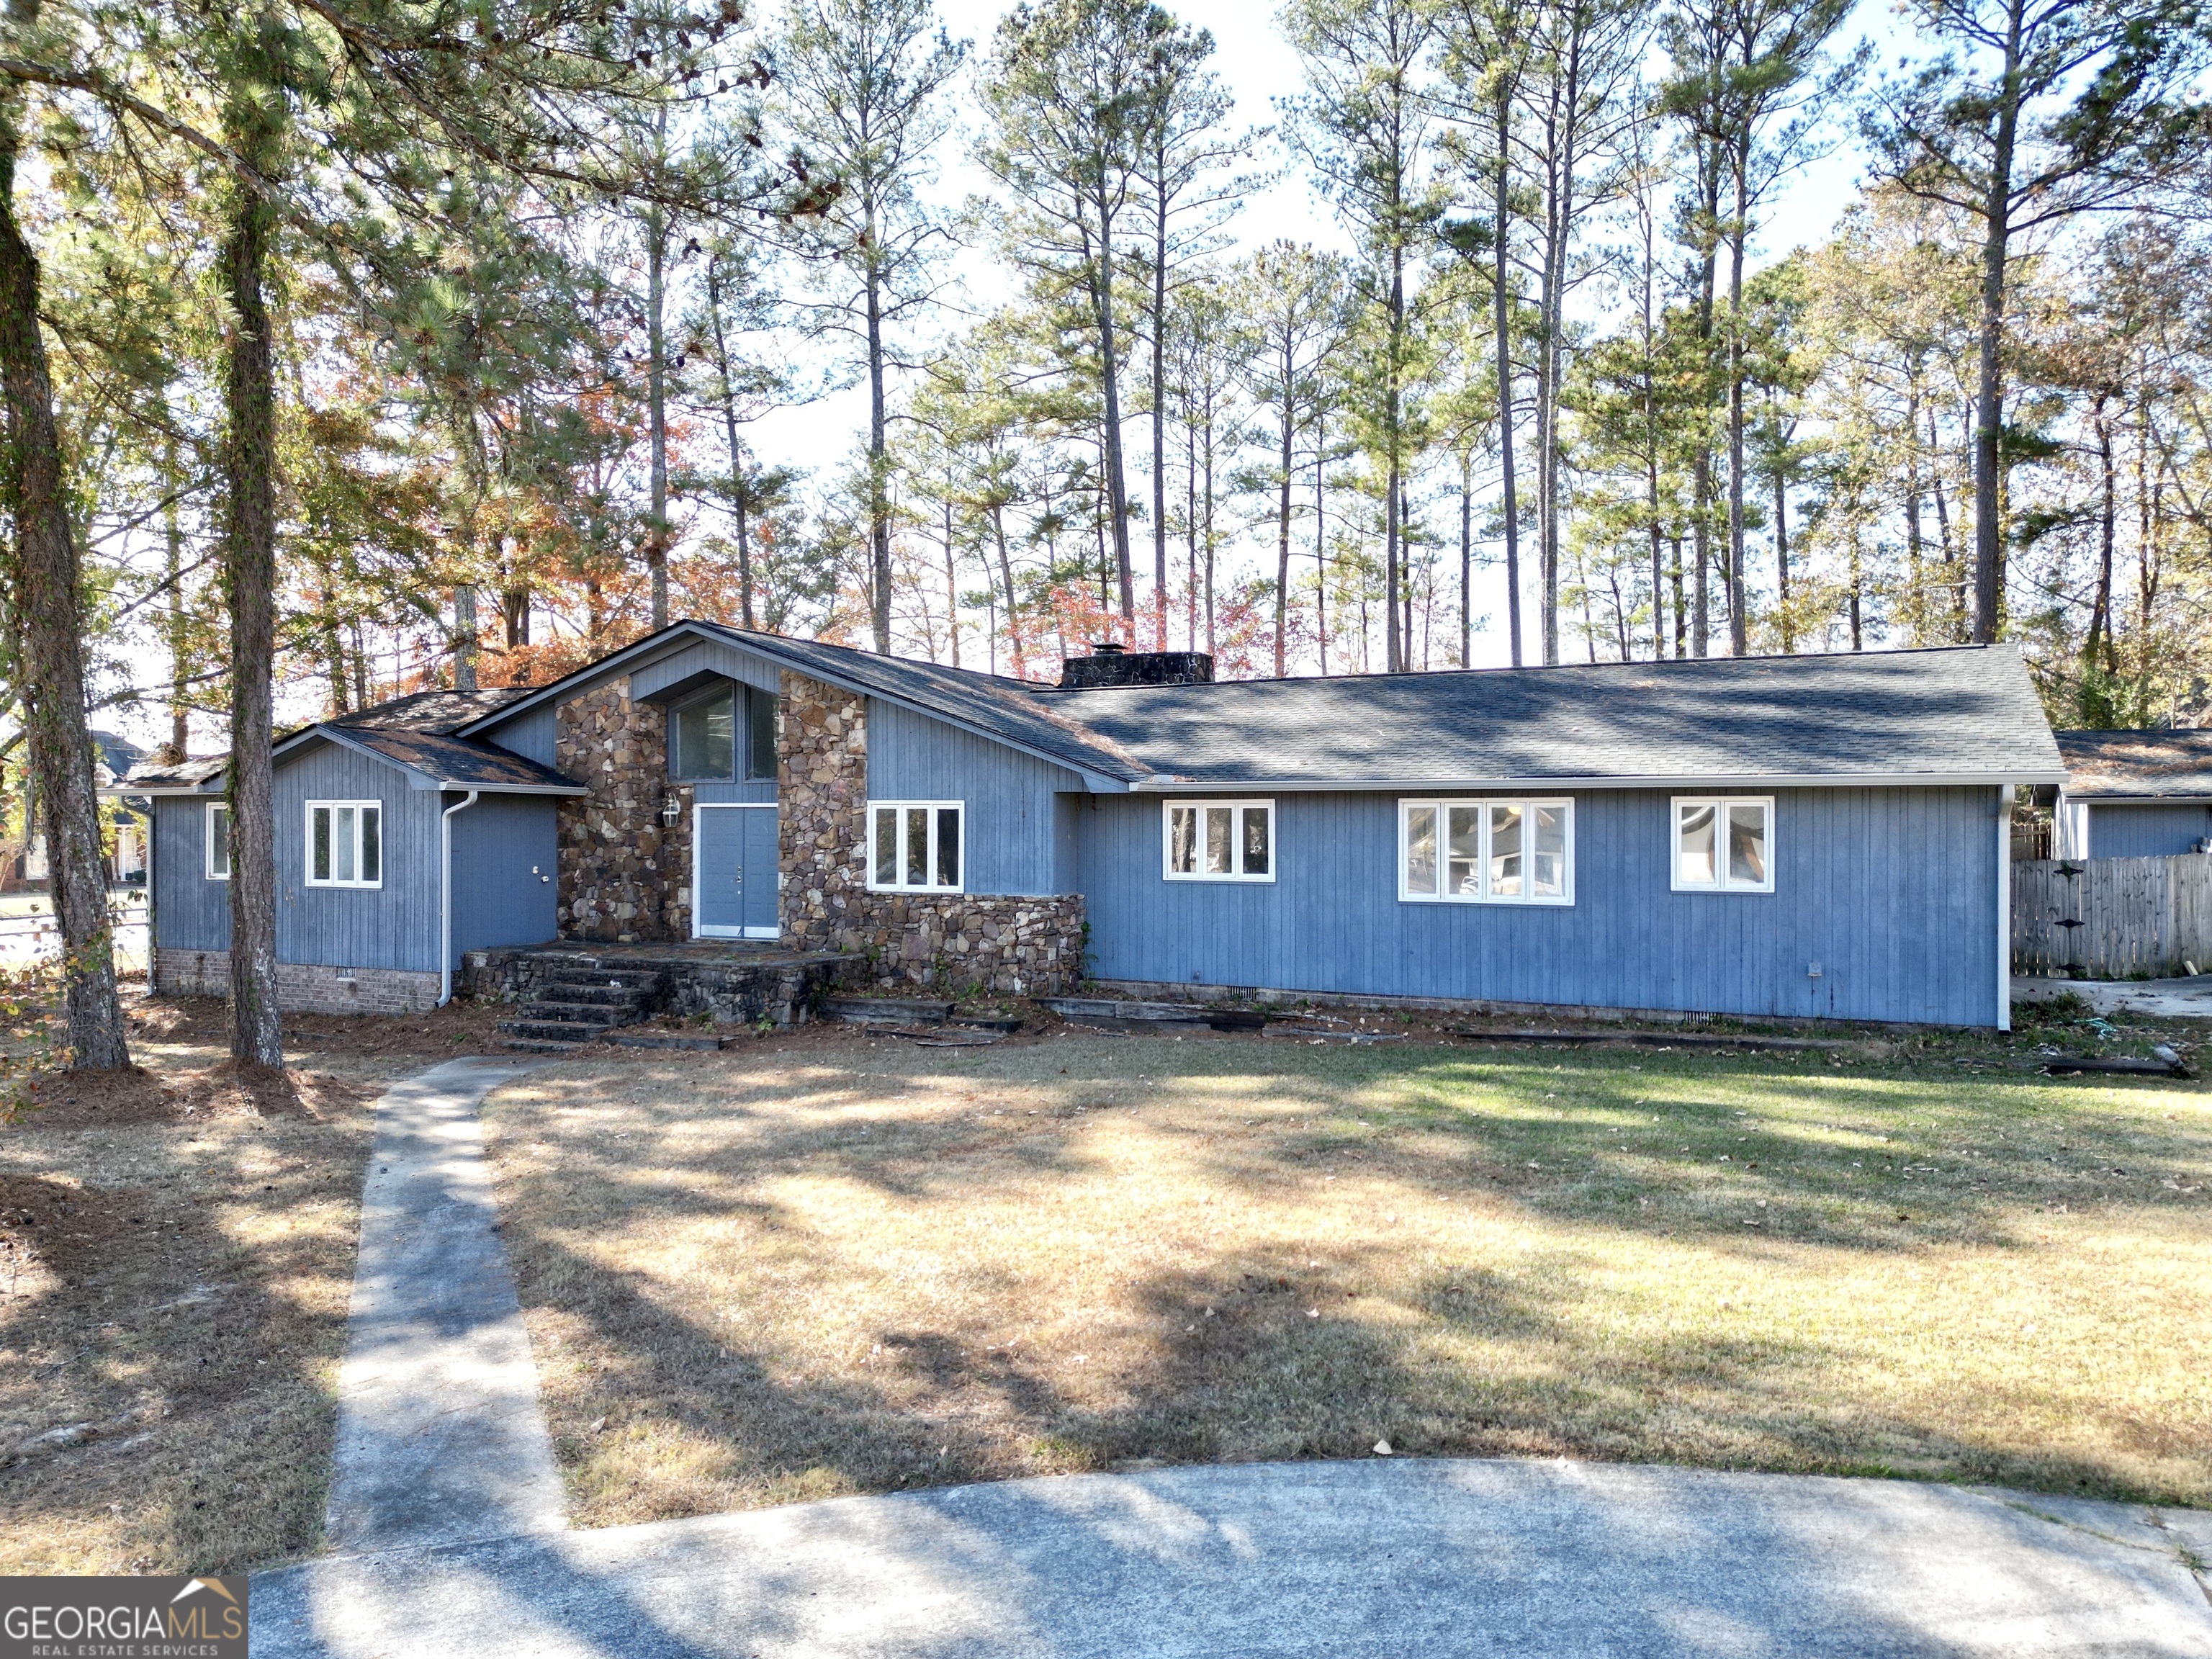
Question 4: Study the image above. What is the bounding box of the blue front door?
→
[695,806,778,938]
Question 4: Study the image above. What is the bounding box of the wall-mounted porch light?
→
[660,793,683,830]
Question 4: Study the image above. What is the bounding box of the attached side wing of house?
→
[125,690,584,1013]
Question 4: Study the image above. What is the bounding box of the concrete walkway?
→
[255,1058,2212,1657]
[256,1459,2211,1658]
[321,1057,562,1555]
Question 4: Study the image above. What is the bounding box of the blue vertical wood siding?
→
[866,698,1084,896]
[2087,801,2212,858]
[273,742,444,971]
[490,706,557,768]
[152,793,231,953]
[627,638,783,698]
[1076,786,2001,1026]
[447,793,559,963]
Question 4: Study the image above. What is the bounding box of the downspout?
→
[143,798,156,995]
[440,789,481,1007]
[1996,783,2012,1033]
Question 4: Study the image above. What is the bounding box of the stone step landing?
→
[472,943,853,1054]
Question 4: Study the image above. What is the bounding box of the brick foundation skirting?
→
[153,948,442,1015]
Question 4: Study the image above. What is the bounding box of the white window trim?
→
[206,801,230,881]
[866,799,966,894]
[1397,797,1575,905]
[305,799,385,890]
[1161,799,1277,884]
[1671,795,1775,894]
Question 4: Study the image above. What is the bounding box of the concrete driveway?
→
[2014,973,2212,1020]
[251,1457,2212,1658]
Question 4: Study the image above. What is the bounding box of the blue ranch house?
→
[121,625,2064,1030]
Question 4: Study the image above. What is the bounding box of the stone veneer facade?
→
[546,662,1086,994]
[775,668,1086,996]
[555,678,695,943]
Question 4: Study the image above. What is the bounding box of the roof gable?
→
[459,619,1149,788]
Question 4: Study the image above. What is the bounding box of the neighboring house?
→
[2051,729,2212,859]
[118,623,2065,1028]
[18,732,148,887]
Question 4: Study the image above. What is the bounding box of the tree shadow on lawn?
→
[1148,1039,2212,1254]
[495,1166,2195,1532]
[0,1112,371,1574]
[505,1040,2212,1255]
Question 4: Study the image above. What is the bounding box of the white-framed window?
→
[868,800,963,892]
[305,800,383,889]
[206,801,230,881]
[1672,796,1773,893]
[1163,799,1274,882]
[1399,798,1573,904]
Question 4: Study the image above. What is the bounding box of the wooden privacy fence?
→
[2013,854,2212,978]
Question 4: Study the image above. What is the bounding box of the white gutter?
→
[1997,782,2013,1033]
[439,790,481,1007]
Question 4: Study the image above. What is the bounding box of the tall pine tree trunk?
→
[1493,97,1521,667]
[1384,241,1404,673]
[1690,125,1721,656]
[220,32,284,1069]
[1087,205,1135,626]
[1151,156,1169,649]
[705,260,756,632]
[0,9,127,1069]
[645,197,672,631]
[1724,143,1750,657]
[1971,0,2025,645]
[1274,332,1293,678]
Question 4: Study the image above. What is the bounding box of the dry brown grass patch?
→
[0,1031,379,1573]
[480,1030,2212,1529]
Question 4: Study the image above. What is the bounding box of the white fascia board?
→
[99,784,218,797]
[1128,770,2072,792]
[2066,792,2212,805]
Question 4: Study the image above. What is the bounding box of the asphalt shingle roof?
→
[330,688,536,736]
[1042,644,2062,786]
[2056,729,2212,799]
[117,686,577,795]
[680,623,1153,782]
[335,727,581,791]
[117,754,225,792]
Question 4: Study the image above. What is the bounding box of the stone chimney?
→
[1059,642,1215,690]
